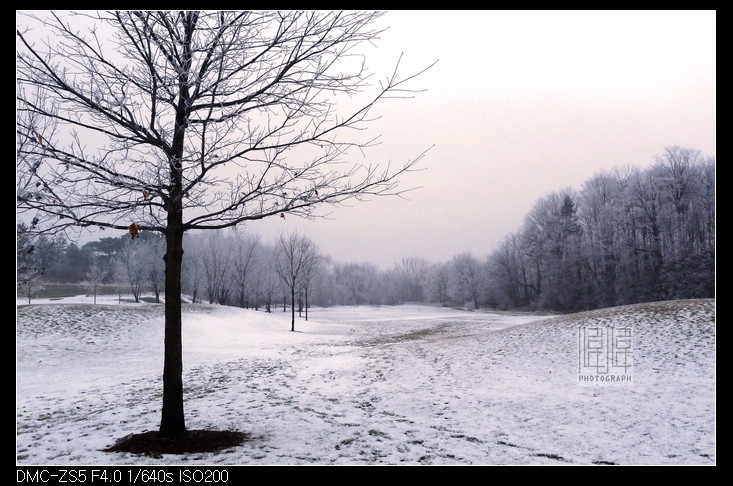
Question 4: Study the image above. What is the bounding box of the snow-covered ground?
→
[16,295,715,465]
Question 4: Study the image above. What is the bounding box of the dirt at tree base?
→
[103,430,248,455]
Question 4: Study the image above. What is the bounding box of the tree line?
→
[18,145,714,313]
[489,146,715,311]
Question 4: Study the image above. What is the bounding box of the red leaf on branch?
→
[129,223,141,240]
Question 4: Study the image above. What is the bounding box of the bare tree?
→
[231,231,260,308]
[449,252,486,310]
[112,238,147,303]
[275,231,319,331]
[182,232,205,303]
[392,256,429,303]
[199,231,234,304]
[17,223,48,304]
[488,233,530,309]
[85,253,107,304]
[144,234,166,303]
[16,11,433,440]
[257,244,281,313]
[299,251,323,321]
[425,261,451,306]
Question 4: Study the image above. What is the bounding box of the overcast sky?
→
[22,10,714,268]
[250,10,716,268]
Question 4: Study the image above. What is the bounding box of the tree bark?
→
[160,207,186,438]
[159,20,192,436]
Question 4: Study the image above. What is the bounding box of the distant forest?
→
[17,146,715,313]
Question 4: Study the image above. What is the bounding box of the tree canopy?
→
[17,10,433,440]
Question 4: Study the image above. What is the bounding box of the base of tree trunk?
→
[103,429,247,455]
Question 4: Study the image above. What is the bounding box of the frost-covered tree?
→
[231,231,260,308]
[138,233,166,303]
[578,171,623,308]
[487,147,714,312]
[332,262,381,305]
[16,10,432,439]
[392,256,429,303]
[256,244,281,313]
[198,231,235,304]
[16,223,48,304]
[85,253,107,304]
[181,232,205,303]
[488,233,531,309]
[275,231,319,331]
[298,250,323,320]
[448,252,486,309]
[112,237,148,302]
[425,261,451,306]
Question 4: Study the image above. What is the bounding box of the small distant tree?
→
[333,262,380,305]
[299,252,323,321]
[258,244,280,313]
[199,231,234,305]
[425,261,451,306]
[112,238,147,302]
[232,232,260,309]
[17,10,433,440]
[275,232,319,331]
[86,254,107,304]
[449,252,486,309]
[393,256,429,303]
[182,234,205,303]
[145,236,166,303]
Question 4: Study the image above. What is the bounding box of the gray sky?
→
[23,10,713,267]
[251,10,716,268]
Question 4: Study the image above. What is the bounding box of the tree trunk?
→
[290,286,296,331]
[160,211,186,438]
[159,69,190,437]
